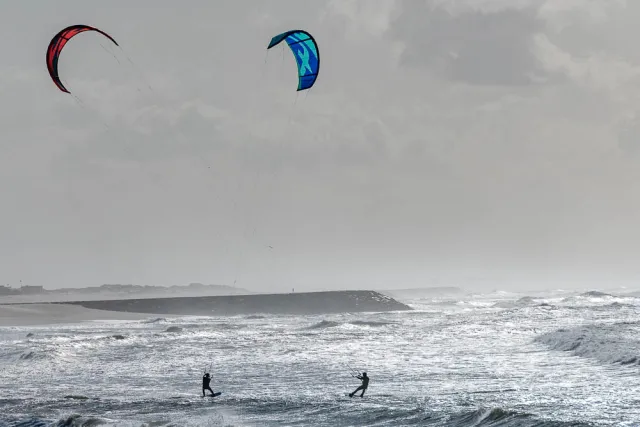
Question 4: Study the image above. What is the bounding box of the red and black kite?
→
[46,25,118,94]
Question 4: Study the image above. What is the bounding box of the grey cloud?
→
[2,1,640,289]
[618,117,640,155]
[390,1,548,86]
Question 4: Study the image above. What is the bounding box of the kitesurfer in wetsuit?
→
[349,372,369,398]
[202,373,215,397]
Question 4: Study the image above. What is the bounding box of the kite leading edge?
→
[46,24,119,94]
[267,30,319,91]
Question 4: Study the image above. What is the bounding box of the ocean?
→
[1,290,639,426]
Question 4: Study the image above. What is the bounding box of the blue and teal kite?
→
[267,30,319,91]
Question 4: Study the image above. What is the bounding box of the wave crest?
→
[535,322,640,366]
[305,320,341,329]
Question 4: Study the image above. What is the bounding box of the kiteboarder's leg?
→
[349,386,364,398]
[359,387,367,397]
[206,386,215,396]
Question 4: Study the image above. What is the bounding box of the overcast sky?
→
[1,0,640,291]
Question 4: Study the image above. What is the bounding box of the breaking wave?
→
[305,319,394,330]
[443,407,590,426]
[141,317,166,324]
[0,415,110,427]
[579,291,614,298]
[348,320,394,327]
[305,320,341,329]
[535,322,640,366]
[0,411,233,427]
[492,296,552,309]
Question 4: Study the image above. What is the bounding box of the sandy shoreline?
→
[0,303,150,327]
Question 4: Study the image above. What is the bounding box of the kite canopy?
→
[46,25,119,94]
[267,30,319,91]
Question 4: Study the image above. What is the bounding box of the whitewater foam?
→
[535,322,640,366]
[2,290,640,425]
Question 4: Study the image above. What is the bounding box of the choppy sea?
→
[2,290,640,426]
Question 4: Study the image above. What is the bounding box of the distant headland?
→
[0,282,252,303]
[60,290,413,316]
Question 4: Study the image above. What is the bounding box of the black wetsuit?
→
[202,374,214,396]
[350,374,369,397]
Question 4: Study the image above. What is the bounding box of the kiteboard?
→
[209,392,222,398]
